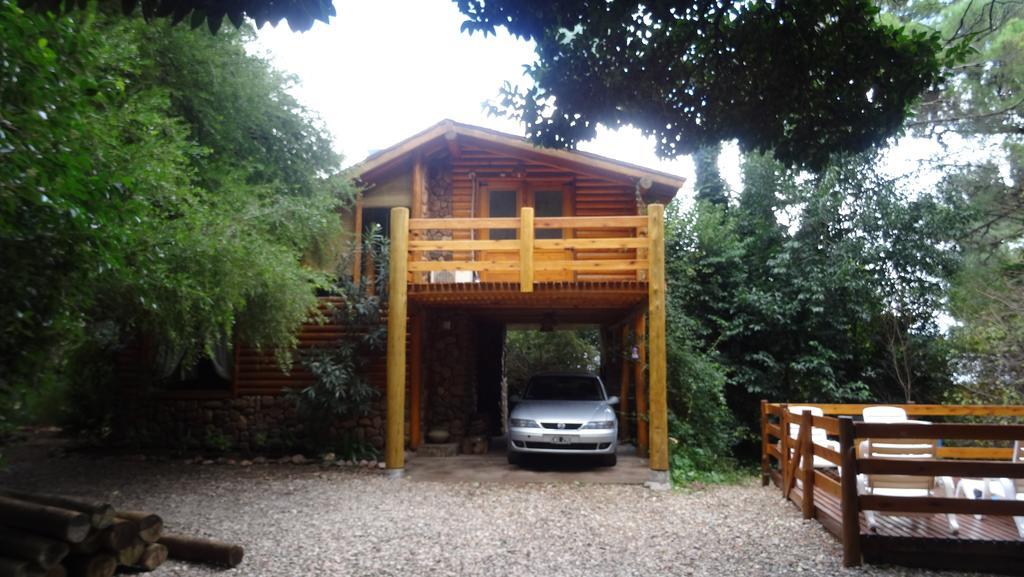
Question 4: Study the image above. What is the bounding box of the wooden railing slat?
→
[813,443,842,466]
[854,422,1024,441]
[858,458,1024,478]
[859,495,1024,516]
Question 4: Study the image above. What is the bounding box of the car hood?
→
[511,400,615,424]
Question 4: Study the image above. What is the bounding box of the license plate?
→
[547,435,578,444]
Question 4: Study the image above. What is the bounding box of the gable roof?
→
[351,119,685,201]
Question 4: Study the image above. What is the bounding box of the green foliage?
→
[291,229,389,447]
[460,0,951,170]
[503,329,600,396]
[0,3,349,429]
[21,0,335,33]
[332,434,380,462]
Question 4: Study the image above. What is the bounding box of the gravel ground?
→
[0,444,1000,577]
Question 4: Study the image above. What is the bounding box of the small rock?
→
[358,459,368,467]
[202,459,214,465]
[367,460,377,468]
[240,460,253,466]
[253,456,267,465]
[226,459,237,465]
[278,456,291,465]
[291,454,307,465]
[322,452,336,462]
[377,462,386,469]
[216,457,227,464]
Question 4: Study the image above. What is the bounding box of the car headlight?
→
[582,420,615,429]
[510,418,540,428]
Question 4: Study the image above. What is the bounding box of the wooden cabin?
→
[118,120,681,478]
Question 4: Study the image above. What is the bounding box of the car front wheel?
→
[601,453,617,467]
[507,451,522,466]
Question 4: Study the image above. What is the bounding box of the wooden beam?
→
[839,416,861,567]
[352,195,363,285]
[445,129,461,159]
[409,312,423,451]
[385,207,410,472]
[647,204,667,472]
[634,313,647,456]
[800,410,815,519]
[619,323,630,441]
[519,207,534,292]
[855,422,1024,441]
[760,400,770,486]
[411,152,425,219]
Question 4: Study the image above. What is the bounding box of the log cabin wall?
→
[115,298,407,454]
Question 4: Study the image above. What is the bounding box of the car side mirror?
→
[606,396,619,406]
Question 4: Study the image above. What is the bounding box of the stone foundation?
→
[115,392,388,455]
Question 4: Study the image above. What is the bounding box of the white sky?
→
[251,0,717,200]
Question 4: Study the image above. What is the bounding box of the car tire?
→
[507,451,522,466]
[601,453,617,467]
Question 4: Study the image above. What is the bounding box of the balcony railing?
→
[397,208,655,291]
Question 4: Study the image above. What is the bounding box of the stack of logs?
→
[0,491,244,577]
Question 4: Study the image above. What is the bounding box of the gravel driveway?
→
[0,447,998,577]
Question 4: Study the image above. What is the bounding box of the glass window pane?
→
[488,190,517,240]
[534,190,563,239]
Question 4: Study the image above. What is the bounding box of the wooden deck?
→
[762,402,1024,575]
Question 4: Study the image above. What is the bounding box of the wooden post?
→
[409,312,423,451]
[800,409,815,519]
[411,152,425,219]
[519,207,534,292]
[839,416,861,567]
[647,204,668,472]
[352,195,363,285]
[385,207,410,473]
[619,323,630,441]
[634,313,648,456]
[760,400,770,486]
[781,406,791,496]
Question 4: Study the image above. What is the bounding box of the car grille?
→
[523,442,599,450]
[540,422,582,430]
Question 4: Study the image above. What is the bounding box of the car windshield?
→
[523,376,605,401]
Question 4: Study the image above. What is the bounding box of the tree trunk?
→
[0,493,113,530]
[0,526,68,569]
[113,512,162,543]
[159,534,243,568]
[0,497,90,544]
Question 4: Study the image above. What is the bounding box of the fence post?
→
[519,207,534,292]
[384,207,410,476]
[839,416,861,566]
[780,405,790,496]
[801,410,815,519]
[761,400,770,487]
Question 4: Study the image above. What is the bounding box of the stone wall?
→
[423,310,476,443]
[115,391,388,455]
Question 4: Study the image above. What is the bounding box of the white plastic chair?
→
[857,424,959,535]
[786,405,840,469]
[862,405,908,423]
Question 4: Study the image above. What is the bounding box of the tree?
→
[0,4,348,428]
[459,0,952,170]
[20,0,334,32]
[693,143,729,207]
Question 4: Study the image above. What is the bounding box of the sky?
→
[251,0,733,200]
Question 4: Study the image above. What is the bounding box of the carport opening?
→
[497,326,601,436]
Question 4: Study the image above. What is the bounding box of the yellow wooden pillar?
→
[519,207,534,292]
[647,204,669,473]
[385,207,410,475]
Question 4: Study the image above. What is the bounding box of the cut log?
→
[0,497,90,543]
[0,526,69,568]
[0,556,32,577]
[62,555,115,577]
[114,540,144,567]
[113,512,162,543]
[0,493,113,530]
[133,544,167,572]
[159,534,243,568]
[96,519,137,552]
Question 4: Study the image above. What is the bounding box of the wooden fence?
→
[761,402,1024,571]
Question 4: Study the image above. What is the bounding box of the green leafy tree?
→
[503,329,600,396]
[459,0,951,170]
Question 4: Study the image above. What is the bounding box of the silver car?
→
[507,372,619,467]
